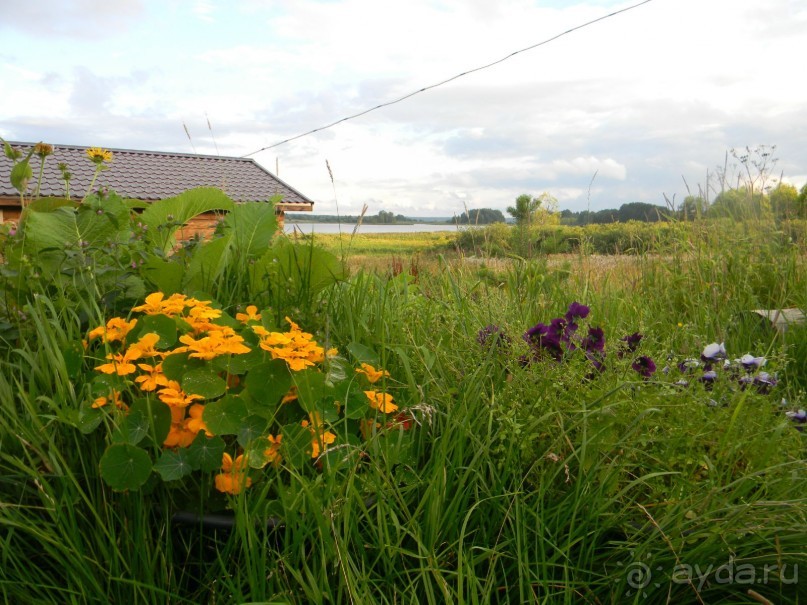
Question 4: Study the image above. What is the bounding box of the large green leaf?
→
[161,352,205,381]
[141,257,186,295]
[249,240,345,300]
[187,433,226,472]
[128,397,172,445]
[9,158,32,193]
[184,233,232,292]
[203,395,249,435]
[139,187,235,253]
[99,444,153,491]
[244,359,292,410]
[132,313,178,349]
[21,193,130,254]
[182,366,227,400]
[346,342,380,367]
[154,449,194,482]
[224,200,279,259]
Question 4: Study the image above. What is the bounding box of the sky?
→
[1,0,805,217]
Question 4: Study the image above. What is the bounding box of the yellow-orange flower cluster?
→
[165,403,210,447]
[355,363,390,384]
[214,453,252,495]
[302,413,336,458]
[364,390,398,414]
[253,317,334,372]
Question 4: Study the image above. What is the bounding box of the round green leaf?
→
[182,366,226,400]
[154,449,194,482]
[161,351,205,381]
[203,395,248,435]
[244,360,292,408]
[212,348,264,375]
[128,398,172,445]
[134,313,177,349]
[187,433,226,472]
[237,414,271,447]
[99,444,152,491]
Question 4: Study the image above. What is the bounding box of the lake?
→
[283,222,463,234]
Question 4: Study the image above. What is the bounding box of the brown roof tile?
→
[0,142,314,208]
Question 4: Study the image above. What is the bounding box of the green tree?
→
[798,184,807,219]
[507,194,540,225]
[507,193,558,226]
[768,183,799,218]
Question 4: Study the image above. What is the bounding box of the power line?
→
[243,0,656,157]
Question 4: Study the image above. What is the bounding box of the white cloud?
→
[0,0,805,215]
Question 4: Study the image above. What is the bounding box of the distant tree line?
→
[284,210,413,224]
[452,208,506,224]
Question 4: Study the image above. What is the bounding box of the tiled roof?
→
[0,142,314,207]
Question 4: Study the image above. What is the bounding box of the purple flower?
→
[752,372,777,394]
[477,325,511,349]
[786,410,806,431]
[524,322,563,361]
[565,302,590,322]
[632,356,656,379]
[618,332,643,358]
[678,358,701,373]
[738,354,766,371]
[699,370,718,390]
[701,342,727,362]
[581,326,605,354]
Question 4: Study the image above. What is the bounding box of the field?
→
[0,195,805,604]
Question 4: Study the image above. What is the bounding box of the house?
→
[0,142,314,237]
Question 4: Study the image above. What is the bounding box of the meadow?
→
[0,181,805,604]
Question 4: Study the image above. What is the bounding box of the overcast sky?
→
[1,0,805,216]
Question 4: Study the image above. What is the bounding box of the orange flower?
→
[92,389,125,409]
[301,413,336,458]
[364,390,398,414]
[214,453,252,494]
[178,331,251,360]
[134,362,169,391]
[185,403,211,435]
[236,305,262,323]
[131,292,188,316]
[95,347,143,375]
[87,317,137,343]
[355,363,390,384]
[158,380,204,408]
[128,332,161,358]
[263,434,283,467]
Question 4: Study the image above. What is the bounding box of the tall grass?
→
[1,217,805,603]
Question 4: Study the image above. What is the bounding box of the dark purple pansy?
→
[477,325,511,349]
[581,326,605,354]
[524,322,563,361]
[632,355,656,378]
[618,332,643,358]
[565,302,590,322]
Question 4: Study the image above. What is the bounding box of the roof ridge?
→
[5,141,250,162]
